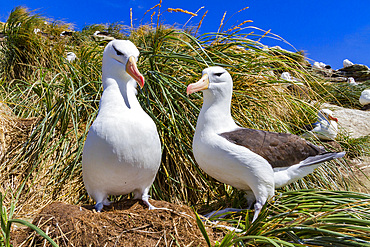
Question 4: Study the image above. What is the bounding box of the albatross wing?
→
[220,128,328,168]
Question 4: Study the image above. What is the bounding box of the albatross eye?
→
[214,72,224,77]
[113,45,124,56]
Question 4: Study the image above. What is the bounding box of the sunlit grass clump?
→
[0,5,369,246]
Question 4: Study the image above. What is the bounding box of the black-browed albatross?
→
[82,40,161,212]
[301,109,338,141]
[187,66,345,222]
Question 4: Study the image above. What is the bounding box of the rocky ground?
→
[326,103,370,139]
[326,103,370,193]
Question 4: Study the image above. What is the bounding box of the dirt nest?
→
[12,200,225,246]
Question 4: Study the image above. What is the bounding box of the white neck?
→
[196,89,238,134]
[99,66,142,112]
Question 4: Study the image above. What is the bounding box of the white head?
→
[102,40,144,88]
[318,109,338,123]
[187,66,233,101]
[187,66,238,132]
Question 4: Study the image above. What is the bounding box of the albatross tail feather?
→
[274,151,345,188]
[300,151,346,167]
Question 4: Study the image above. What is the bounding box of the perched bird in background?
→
[92,31,115,42]
[187,66,345,222]
[82,40,161,212]
[359,89,370,111]
[66,52,77,63]
[60,31,74,37]
[301,109,339,141]
[347,77,357,85]
[280,72,294,81]
[343,59,354,68]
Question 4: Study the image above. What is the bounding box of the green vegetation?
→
[0,5,369,246]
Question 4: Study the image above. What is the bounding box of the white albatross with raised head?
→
[82,40,161,212]
[187,66,345,222]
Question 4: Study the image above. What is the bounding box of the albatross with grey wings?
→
[301,109,338,141]
[82,40,161,212]
[187,66,345,222]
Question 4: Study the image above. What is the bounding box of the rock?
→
[339,64,369,72]
[329,77,348,83]
[322,103,370,138]
[337,64,370,82]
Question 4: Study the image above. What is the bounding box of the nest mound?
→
[13,200,224,246]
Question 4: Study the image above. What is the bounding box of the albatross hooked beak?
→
[187,74,209,95]
[126,56,145,88]
[328,115,338,122]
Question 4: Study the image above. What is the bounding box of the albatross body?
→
[82,40,161,212]
[187,66,345,222]
[359,89,370,110]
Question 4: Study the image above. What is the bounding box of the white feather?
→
[82,40,161,211]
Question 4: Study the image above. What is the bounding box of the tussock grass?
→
[199,190,370,246]
[0,5,369,246]
[315,80,370,109]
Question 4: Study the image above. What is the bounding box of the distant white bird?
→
[281,72,293,81]
[93,31,115,42]
[313,61,327,69]
[347,77,357,85]
[82,40,162,212]
[313,61,330,69]
[319,62,326,68]
[280,72,300,82]
[66,52,77,63]
[60,31,74,37]
[313,62,321,69]
[343,59,354,68]
[301,109,338,141]
[187,66,345,222]
[359,89,370,110]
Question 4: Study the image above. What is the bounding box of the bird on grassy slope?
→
[82,40,161,212]
[359,89,370,111]
[187,66,345,222]
[301,109,338,141]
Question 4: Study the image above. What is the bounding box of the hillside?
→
[1,6,369,247]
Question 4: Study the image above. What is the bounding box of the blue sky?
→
[1,0,370,69]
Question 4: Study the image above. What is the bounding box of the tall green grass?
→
[0,5,369,246]
[0,4,363,210]
[198,190,370,246]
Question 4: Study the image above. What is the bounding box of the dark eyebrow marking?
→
[113,45,124,56]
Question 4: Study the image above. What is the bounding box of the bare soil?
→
[12,199,225,247]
